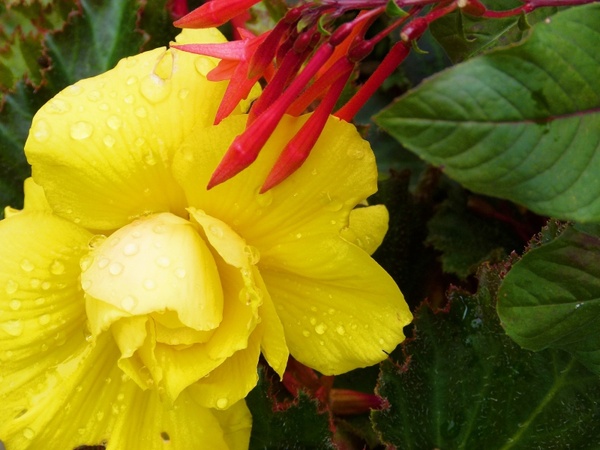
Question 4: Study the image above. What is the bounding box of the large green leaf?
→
[497,224,600,374]
[373,265,600,449]
[377,4,600,222]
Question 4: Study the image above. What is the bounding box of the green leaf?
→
[426,187,523,278]
[377,4,600,222]
[373,265,600,449]
[429,2,556,63]
[247,369,335,450]
[497,224,600,374]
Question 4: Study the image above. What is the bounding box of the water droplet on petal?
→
[103,135,116,147]
[216,398,229,409]
[70,121,93,140]
[347,146,365,159]
[39,314,51,325]
[195,57,215,76]
[302,329,310,337]
[126,76,138,86]
[82,279,93,290]
[47,98,71,114]
[143,279,156,290]
[315,323,327,335]
[99,102,110,111]
[33,119,51,142]
[336,325,346,335]
[309,317,317,326]
[121,296,137,312]
[256,189,273,207]
[23,428,36,440]
[6,279,18,295]
[9,299,21,311]
[209,224,224,238]
[156,256,171,268]
[109,262,123,275]
[174,268,186,279]
[140,75,171,103]
[20,259,35,272]
[97,257,110,269]
[106,115,122,130]
[34,297,45,306]
[124,94,135,104]
[178,89,189,99]
[135,106,147,118]
[50,260,65,275]
[2,320,23,336]
[243,245,260,265]
[123,243,139,256]
[65,85,83,96]
[144,150,157,166]
[41,281,51,290]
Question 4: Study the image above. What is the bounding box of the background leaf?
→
[497,224,600,374]
[373,264,600,449]
[376,4,600,222]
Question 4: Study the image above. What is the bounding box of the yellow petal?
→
[188,330,261,409]
[4,178,52,218]
[0,211,91,375]
[83,213,224,332]
[340,204,389,255]
[26,29,233,230]
[172,114,378,251]
[260,235,412,375]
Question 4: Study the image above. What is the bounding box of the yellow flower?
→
[0,27,411,450]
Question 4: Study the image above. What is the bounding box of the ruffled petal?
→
[188,330,261,409]
[0,211,92,394]
[260,235,412,375]
[1,331,250,450]
[26,29,235,230]
[173,113,378,251]
[83,213,224,332]
[340,205,389,255]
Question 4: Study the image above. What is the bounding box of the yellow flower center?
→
[81,211,262,402]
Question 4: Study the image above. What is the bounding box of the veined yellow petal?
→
[188,330,261,410]
[0,211,91,378]
[173,114,378,251]
[83,213,224,332]
[340,205,389,255]
[260,235,412,375]
[3,178,52,218]
[26,29,235,230]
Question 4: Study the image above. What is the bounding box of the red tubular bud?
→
[347,37,375,62]
[248,21,291,79]
[174,0,261,28]
[293,29,316,54]
[459,0,487,16]
[400,17,428,42]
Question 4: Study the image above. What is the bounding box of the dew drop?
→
[153,223,166,234]
[9,299,21,311]
[328,308,335,315]
[315,323,327,335]
[243,245,261,265]
[216,398,229,409]
[295,233,302,239]
[174,268,187,279]
[70,121,94,140]
[144,150,157,166]
[5,279,18,295]
[47,98,71,114]
[302,329,310,337]
[209,224,224,238]
[124,94,135,104]
[135,137,146,147]
[81,279,93,290]
[156,256,171,268]
[99,102,110,111]
[87,90,101,102]
[23,428,36,440]
[65,85,83,96]
[256,189,273,207]
[123,243,139,256]
[97,257,110,269]
[106,115,122,130]
[309,317,317,326]
[126,76,138,86]
[311,168,318,176]
[109,262,124,275]
[336,325,346,335]
[140,75,172,103]
[41,281,51,290]
[80,255,93,272]
[50,260,65,275]
[103,135,116,148]
[195,57,215,76]
[34,297,46,306]
[33,119,51,142]
[178,88,190,99]
[20,259,35,272]
[121,296,137,312]
[39,314,51,325]
[347,146,365,159]
[143,279,156,290]
[2,320,23,337]
[135,106,147,118]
